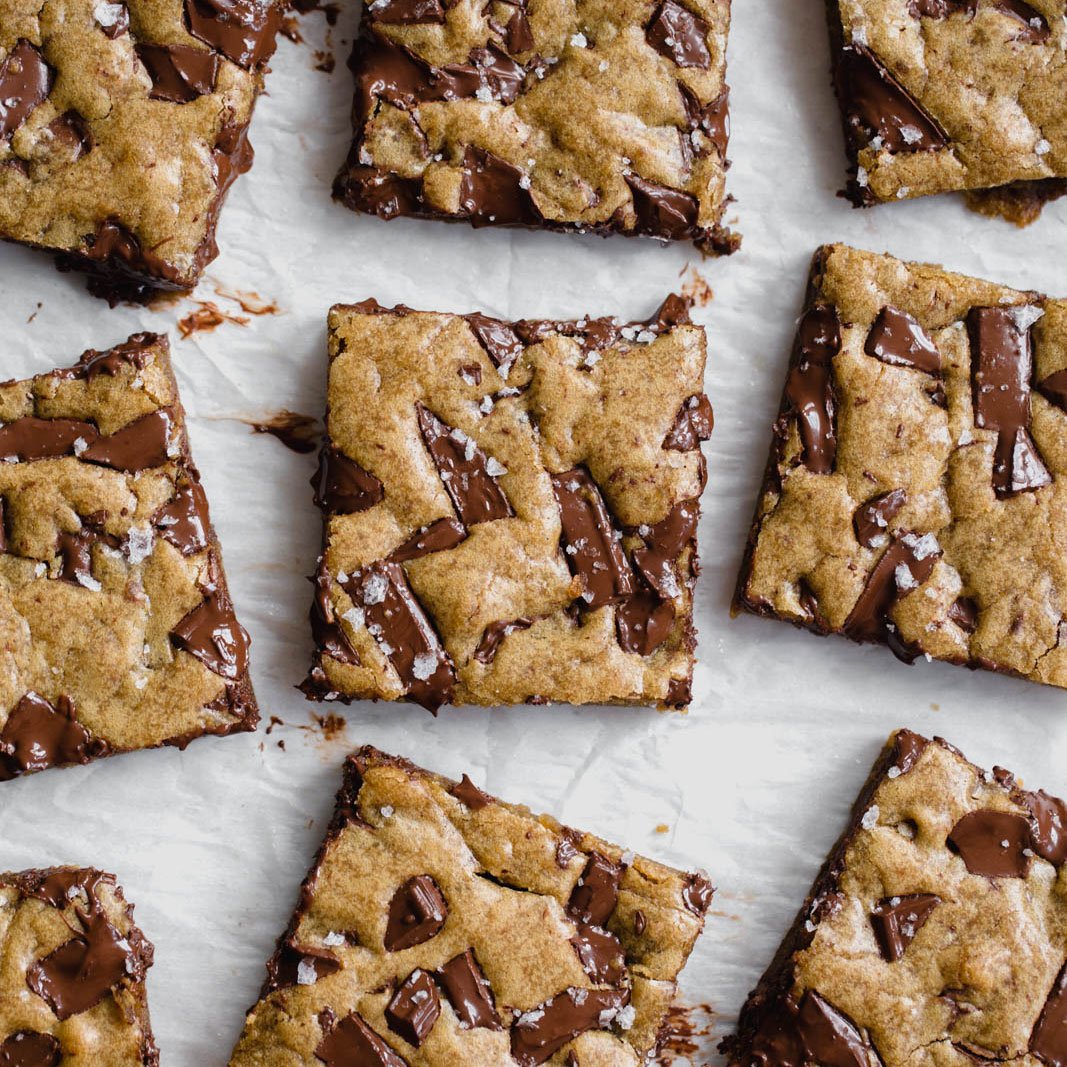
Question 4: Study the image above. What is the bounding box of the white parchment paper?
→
[2,1,1067,1062]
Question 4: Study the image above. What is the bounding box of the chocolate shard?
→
[184,0,281,69]
[947,810,1033,878]
[458,146,541,227]
[870,894,939,961]
[568,852,623,927]
[681,84,729,159]
[631,499,699,600]
[664,394,714,451]
[213,118,253,193]
[263,941,341,992]
[342,561,455,713]
[616,591,675,656]
[312,446,385,514]
[47,110,92,160]
[170,582,251,680]
[56,514,118,587]
[416,404,513,526]
[864,306,941,374]
[968,306,1051,497]
[386,968,441,1047]
[369,0,445,23]
[437,949,502,1030]
[384,875,448,951]
[853,488,907,549]
[1036,369,1067,412]
[0,693,109,781]
[834,45,948,153]
[625,173,700,241]
[449,773,492,810]
[391,517,468,562]
[336,166,425,220]
[785,304,842,475]
[504,2,534,52]
[81,409,174,471]
[1021,789,1067,866]
[310,559,359,665]
[316,1011,409,1067]
[645,0,711,69]
[748,990,873,1067]
[0,40,52,141]
[0,417,98,462]
[0,1031,61,1067]
[153,481,211,555]
[474,617,533,663]
[511,987,630,1066]
[463,312,525,376]
[1032,962,1067,1067]
[551,468,634,609]
[571,923,626,985]
[993,0,1050,41]
[441,45,525,105]
[949,596,979,634]
[136,43,219,102]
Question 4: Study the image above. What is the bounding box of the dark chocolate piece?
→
[473,617,533,664]
[370,0,445,24]
[264,942,341,992]
[436,950,501,1030]
[908,0,977,16]
[682,871,714,916]
[1032,962,1067,1067]
[625,173,700,241]
[95,1,129,36]
[0,40,52,141]
[571,923,625,985]
[47,111,91,160]
[385,969,441,1047]
[947,810,1032,878]
[864,307,940,373]
[615,592,675,656]
[1037,369,1067,412]
[80,410,174,471]
[170,581,251,680]
[681,85,729,159]
[153,481,211,555]
[310,560,360,666]
[784,305,842,475]
[501,2,533,52]
[1021,789,1067,866]
[0,693,107,781]
[511,988,630,1066]
[136,43,219,103]
[992,0,1049,41]
[0,1032,61,1067]
[464,313,524,376]
[631,499,698,599]
[449,773,491,810]
[184,0,281,69]
[746,991,872,1067]
[664,394,714,451]
[567,853,622,927]
[384,875,448,951]
[458,146,541,227]
[391,518,468,562]
[645,0,711,69]
[870,894,939,961]
[948,596,979,634]
[313,446,385,514]
[853,489,907,549]
[316,1012,408,1067]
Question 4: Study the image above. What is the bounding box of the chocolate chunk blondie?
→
[303,295,711,713]
[0,332,257,781]
[229,746,713,1066]
[0,866,156,1064]
[736,243,1067,689]
[722,728,1067,1067]
[826,0,1067,222]
[0,0,281,303]
[334,0,737,252]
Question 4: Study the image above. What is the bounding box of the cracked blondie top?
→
[827,0,1067,223]
[302,295,712,714]
[230,746,713,1067]
[722,728,1067,1067]
[0,332,257,781]
[0,0,280,303]
[0,866,156,1064]
[736,244,1067,690]
[334,0,737,253]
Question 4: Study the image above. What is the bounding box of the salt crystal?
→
[362,573,388,605]
[1009,304,1044,332]
[296,959,317,986]
[125,525,154,565]
[570,32,587,47]
[485,457,507,477]
[861,805,879,830]
[412,651,438,681]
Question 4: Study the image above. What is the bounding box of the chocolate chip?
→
[616,591,675,656]
[853,488,907,549]
[571,923,625,984]
[947,810,1032,878]
[0,41,52,141]
[865,306,941,374]
[785,305,842,475]
[463,313,524,375]
[474,617,534,663]
[384,875,448,951]
[645,0,711,69]
[567,853,622,927]
[1020,789,1067,866]
[391,517,468,562]
[386,969,441,1047]
[0,1031,61,1067]
[136,43,219,103]
[0,693,108,781]
[968,306,1051,497]
[436,949,501,1030]
[370,0,445,23]
[834,45,948,153]
[664,394,713,451]
[511,987,630,1066]
[153,481,211,555]
[625,173,700,241]
[46,111,91,160]
[680,84,729,159]
[312,446,385,514]
[184,0,280,68]
[170,579,250,680]
[264,942,341,992]
[309,559,359,666]
[1032,962,1067,1067]
[870,894,939,961]
[458,146,541,226]
[449,773,491,810]
[316,1011,409,1067]
[949,596,979,634]
[682,871,714,915]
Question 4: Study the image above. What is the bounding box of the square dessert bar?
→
[722,729,1067,1067]
[826,0,1067,222]
[0,332,257,780]
[230,746,714,1066]
[0,0,281,303]
[736,243,1067,689]
[0,866,156,1064]
[334,0,737,253]
[303,295,712,713]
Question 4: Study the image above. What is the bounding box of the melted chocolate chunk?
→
[310,559,359,665]
[665,676,691,707]
[153,481,211,555]
[1037,369,1067,412]
[464,313,525,375]
[170,582,250,680]
[551,469,634,609]
[616,592,675,656]
[947,810,1032,878]
[835,46,948,153]
[625,173,700,241]
[312,447,385,513]
[992,0,1049,41]
[1032,962,1067,1067]
[56,514,117,587]
[386,969,441,1047]
[336,167,424,220]
[391,517,468,562]
[0,498,8,553]
[843,532,940,658]
[47,111,91,160]
[631,499,699,599]
[908,0,976,15]
[865,307,941,373]
[436,949,502,1030]
[63,334,154,380]
[750,991,871,1067]
[681,85,729,159]
[633,910,647,935]
[514,316,622,353]
[785,305,842,475]
[384,875,448,951]
[664,394,713,451]
[136,43,219,102]
[416,404,513,526]
[968,306,1051,497]
[645,0,711,69]
[81,410,174,471]
[682,871,714,915]
[893,729,929,775]
[316,1011,408,1067]
[459,146,541,226]
[0,1032,61,1067]
[213,119,253,193]
[503,2,534,51]
[571,923,625,985]
[511,987,630,1066]
[0,693,108,781]
[949,596,979,634]
[568,853,623,927]
[77,218,182,292]
[870,894,939,961]
[185,0,281,68]
[0,41,52,141]
[449,773,491,810]
[264,942,341,992]
[0,417,93,462]
[370,0,445,23]
[1021,789,1067,866]
[853,488,907,549]
[18,868,105,909]
[343,561,454,713]
[474,617,534,663]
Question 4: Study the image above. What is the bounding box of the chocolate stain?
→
[212,284,281,315]
[679,267,714,308]
[240,411,320,454]
[27,301,42,323]
[281,14,303,42]
[177,300,250,338]
[284,0,339,73]
[658,1003,716,1063]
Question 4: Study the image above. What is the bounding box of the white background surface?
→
[1,1,1066,1062]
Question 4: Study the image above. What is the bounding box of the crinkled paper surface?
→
[0,1,1066,1063]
